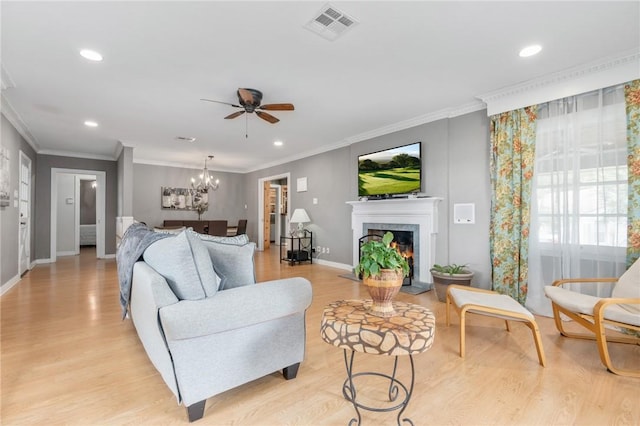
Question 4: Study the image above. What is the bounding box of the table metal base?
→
[341,350,415,426]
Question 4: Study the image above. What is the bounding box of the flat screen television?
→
[358,142,422,197]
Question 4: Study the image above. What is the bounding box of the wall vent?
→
[304,3,359,41]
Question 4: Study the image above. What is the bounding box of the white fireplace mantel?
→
[347,197,442,284]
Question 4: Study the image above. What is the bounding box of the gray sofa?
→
[128,229,313,422]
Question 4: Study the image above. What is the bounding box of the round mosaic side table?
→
[320,299,436,425]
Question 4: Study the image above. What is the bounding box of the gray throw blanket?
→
[117,222,170,319]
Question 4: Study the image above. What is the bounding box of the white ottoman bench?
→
[445,285,546,366]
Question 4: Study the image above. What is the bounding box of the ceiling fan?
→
[201,88,294,124]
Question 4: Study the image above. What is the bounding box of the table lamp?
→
[290,208,311,237]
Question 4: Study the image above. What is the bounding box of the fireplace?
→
[347,197,442,286]
[359,229,415,285]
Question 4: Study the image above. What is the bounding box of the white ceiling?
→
[2,1,639,172]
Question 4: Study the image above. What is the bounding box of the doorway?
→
[257,173,290,251]
[50,168,106,261]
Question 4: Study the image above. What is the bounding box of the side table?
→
[320,299,435,425]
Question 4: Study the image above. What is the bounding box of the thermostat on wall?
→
[454,203,475,224]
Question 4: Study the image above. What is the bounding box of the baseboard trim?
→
[1,274,21,296]
[313,259,352,271]
[57,251,77,257]
[35,258,53,264]
[102,254,116,259]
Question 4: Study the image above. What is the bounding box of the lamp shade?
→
[290,208,311,224]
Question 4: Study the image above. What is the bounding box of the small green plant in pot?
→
[355,232,410,317]
[430,263,474,303]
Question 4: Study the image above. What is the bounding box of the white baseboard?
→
[30,260,37,269]
[1,274,21,296]
[35,258,53,264]
[57,251,77,257]
[313,258,353,271]
[102,254,116,259]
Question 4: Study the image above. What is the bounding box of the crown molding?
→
[1,94,40,152]
[344,101,486,146]
[477,49,640,115]
[133,157,243,174]
[38,148,116,162]
[1,66,16,91]
[243,101,487,173]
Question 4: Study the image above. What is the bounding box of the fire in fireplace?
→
[358,230,414,286]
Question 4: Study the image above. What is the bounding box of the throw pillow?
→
[196,231,250,246]
[202,240,256,290]
[154,226,187,234]
[143,230,220,300]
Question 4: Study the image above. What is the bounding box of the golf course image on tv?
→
[358,142,421,197]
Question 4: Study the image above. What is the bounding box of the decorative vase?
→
[363,268,404,317]
[431,270,473,303]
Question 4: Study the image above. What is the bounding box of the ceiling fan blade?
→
[201,98,241,108]
[224,111,246,120]
[259,103,295,111]
[238,88,255,105]
[255,110,280,124]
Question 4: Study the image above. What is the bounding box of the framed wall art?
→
[161,187,208,211]
[0,146,10,207]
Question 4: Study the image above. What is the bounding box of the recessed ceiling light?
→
[80,49,103,62]
[274,140,284,147]
[84,120,98,127]
[519,44,542,58]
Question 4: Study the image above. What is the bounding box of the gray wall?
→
[1,114,37,286]
[35,155,118,259]
[244,146,353,263]
[447,110,491,287]
[117,146,134,217]
[132,163,247,228]
[243,110,491,285]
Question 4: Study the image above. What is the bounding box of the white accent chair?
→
[544,259,640,377]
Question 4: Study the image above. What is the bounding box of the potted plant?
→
[354,232,410,317]
[430,263,474,303]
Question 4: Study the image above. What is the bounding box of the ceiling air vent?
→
[175,136,196,142]
[304,3,359,41]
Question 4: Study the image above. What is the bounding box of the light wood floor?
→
[2,247,639,425]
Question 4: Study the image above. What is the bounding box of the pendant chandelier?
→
[191,155,219,193]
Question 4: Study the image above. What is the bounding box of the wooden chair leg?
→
[504,320,511,332]
[459,308,467,358]
[446,292,451,326]
[594,317,640,378]
[525,320,546,367]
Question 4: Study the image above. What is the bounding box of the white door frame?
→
[18,151,32,275]
[271,184,282,245]
[257,172,290,251]
[50,168,106,261]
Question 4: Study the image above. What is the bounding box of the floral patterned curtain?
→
[625,80,640,266]
[489,106,537,304]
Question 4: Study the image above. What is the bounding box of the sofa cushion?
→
[143,230,220,300]
[196,232,249,246]
[202,240,256,290]
[154,226,187,234]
